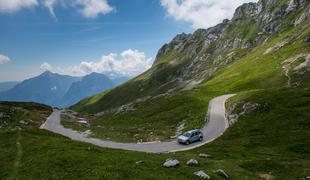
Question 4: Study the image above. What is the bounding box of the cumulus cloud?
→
[0,0,38,12]
[160,0,257,29]
[40,49,153,78]
[0,54,11,64]
[77,0,114,18]
[0,0,113,18]
[40,62,53,71]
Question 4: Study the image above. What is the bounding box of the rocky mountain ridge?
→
[72,0,310,113]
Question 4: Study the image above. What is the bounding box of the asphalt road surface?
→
[40,94,235,153]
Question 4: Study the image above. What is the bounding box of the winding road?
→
[40,94,235,153]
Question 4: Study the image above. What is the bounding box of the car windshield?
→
[183,132,191,137]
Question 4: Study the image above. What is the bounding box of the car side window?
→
[191,133,195,137]
[194,132,198,136]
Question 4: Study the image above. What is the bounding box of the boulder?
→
[199,153,211,158]
[215,169,229,178]
[186,159,199,166]
[194,170,210,179]
[135,160,144,165]
[19,120,29,125]
[163,159,180,168]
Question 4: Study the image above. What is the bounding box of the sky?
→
[0,0,257,82]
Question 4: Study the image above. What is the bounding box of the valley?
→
[0,0,309,179]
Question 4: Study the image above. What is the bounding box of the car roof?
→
[185,129,200,134]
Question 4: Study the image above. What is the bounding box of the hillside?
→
[70,0,310,143]
[0,0,309,179]
[73,0,310,113]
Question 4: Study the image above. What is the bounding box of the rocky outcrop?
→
[152,0,310,92]
[194,170,210,179]
[215,169,230,179]
[162,159,180,168]
[227,102,260,125]
[186,159,199,166]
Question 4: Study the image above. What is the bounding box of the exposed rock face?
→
[186,159,199,166]
[162,159,180,168]
[215,169,230,179]
[227,102,260,125]
[194,170,210,179]
[199,153,211,158]
[282,54,310,87]
[264,40,289,55]
[152,0,310,92]
[73,0,310,114]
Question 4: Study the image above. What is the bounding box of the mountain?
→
[0,71,130,107]
[0,81,20,92]
[60,72,115,107]
[0,71,82,107]
[72,0,310,114]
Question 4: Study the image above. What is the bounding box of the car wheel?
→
[185,141,190,145]
[199,137,203,141]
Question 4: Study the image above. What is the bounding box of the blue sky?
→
[0,0,256,82]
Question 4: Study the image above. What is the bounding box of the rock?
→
[19,120,29,125]
[186,159,199,166]
[194,170,210,179]
[294,12,306,26]
[135,160,144,165]
[264,40,289,55]
[215,169,229,178]
[286,0,297,13]
[199,153,211,158]
[259,174,275,180]
[163,159,180,168]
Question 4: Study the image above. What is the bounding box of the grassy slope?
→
[64,19,309,142]
[1,88,309,179]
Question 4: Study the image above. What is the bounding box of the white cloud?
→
[77,0,114,18]
[0,0,113,18]
[43,0,57,18]
[0,54,10,64]
[0,0,38,12]
[40,49,153,78]
[160,0,257,29]
[40,62,52,71]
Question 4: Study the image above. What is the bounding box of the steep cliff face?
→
[153,0,310,88]
[72,0,310,113]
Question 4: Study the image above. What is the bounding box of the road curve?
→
[40,94,235,153]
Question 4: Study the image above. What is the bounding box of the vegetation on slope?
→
[1,88,310,179]
[66,17,310,142]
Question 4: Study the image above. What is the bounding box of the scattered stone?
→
[259,174,275,180]
[163,159,180,168]
[19,120,29,125]
[285,0,297,14]
[135,160,144,165]
[264,40,289,55]
[294,12,306,26]
[186,159,199,166]
[199,153,211,158]
[215,169,229,178]
[194,170,210,179]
